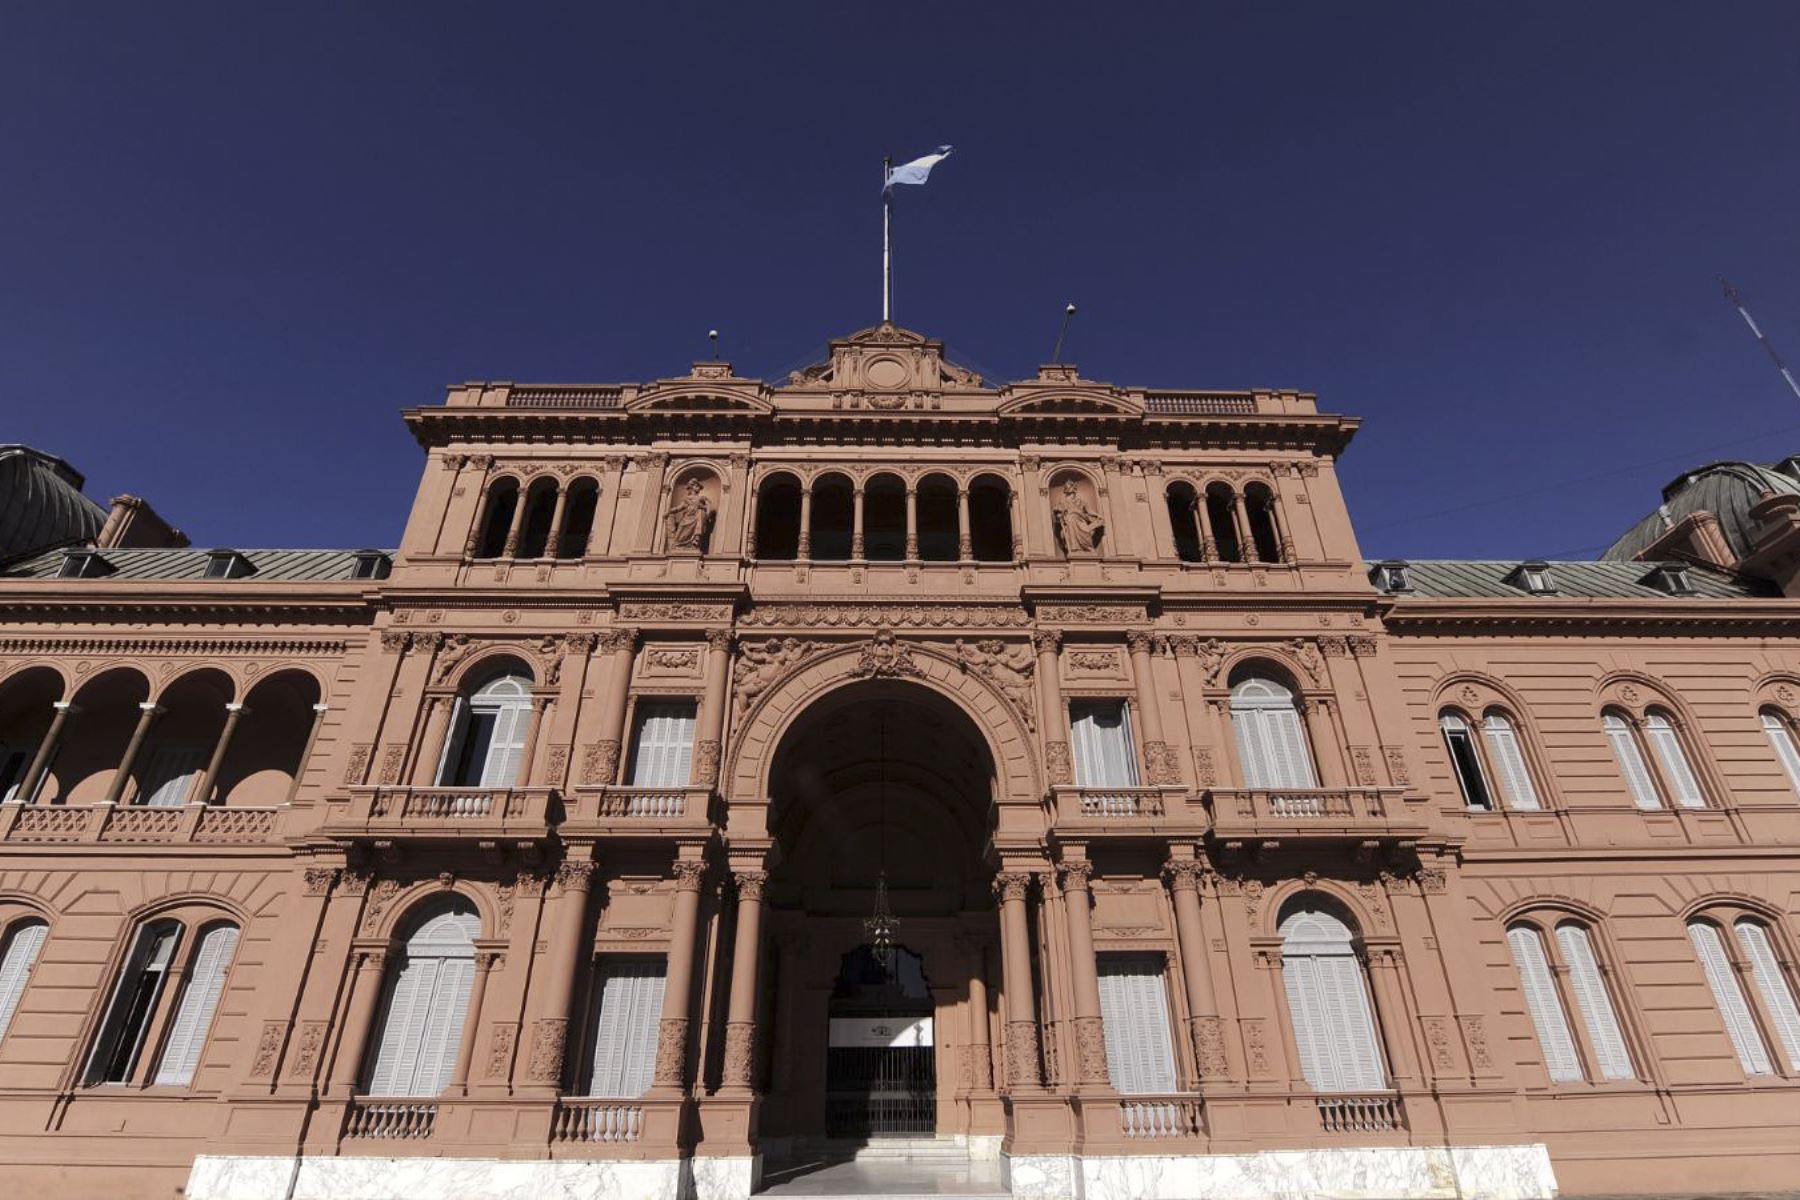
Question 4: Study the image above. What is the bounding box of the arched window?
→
[968,474,1014,562]
[916,473,959,562]
[0,919,47,1046]
[1506,917,1634,1083]
[1735,918,1800,1073]
[1166,482,1202,563]
[516,478,559,559]
[437,673,533,788]
[863,474,907,561]
[1603,710,1663,810]
[1481,711,1542,810]
[810,474,854,561]
[1688,919,1774,1076]
[557,478,599,559]
[1278,901,1386,1092]
[1440,708,1543,811]
[365,901,480,1097]
[85,916,242,1087]
[753,474,802,561]
[1244,483,1282,563]
[1439,713,1494,810]
[473,479,518,560]
[1205,484,1242,563]
[1761,709,1800,798]
[1230,674,1317,789]
[1643,710,1705,807]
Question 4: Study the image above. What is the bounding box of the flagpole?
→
[882,155,892,323]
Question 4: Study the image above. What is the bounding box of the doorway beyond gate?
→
[826,945,936,1137]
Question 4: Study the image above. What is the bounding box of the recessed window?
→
[585,957,667,1098]
[1643,563,1695,595]
[351,550,392,580]
[438,673,534,788]
[1369,560,1411,592]
[365,902,480,1097]
[1230,676,1317,790]
[0,919,48,1047]
[1096,954,1179,1093]
[628,701,698,788]
[57,549,112,579]
[1439,714,1493,810]
[1761,710,1800,797]
[1279,903,1387,1092]
[1069,699,1138,788]
[86,921,183,1085]
[203,551,255,579]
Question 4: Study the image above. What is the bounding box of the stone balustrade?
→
[343,1100,437,1140]
[1118,1096,1205,1139]
[1314,1092,1402,1134]
[323,787,557,843]
[562,786,713,838]
[551,1100,644,1144]
[0,801,282,846]
[1205,787,1426,845]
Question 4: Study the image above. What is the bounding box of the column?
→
[958,936,994,1091]
[586,628,637,786]
[190,702,248,805]
[449,949,501,1095]
[284,703,330,805]
[15,701,75,803]
[1007,487,1024,561]
[524,855,596,1090]
[411,695,455,785]
[720,870,767,1091]
[103,702,162,805]
[904,484,919,560]
[1229,490,1250,559]
[500,490,529,558]
[1057,860,1110,1088]
[994,872,1042,1089]
[653,858,709,1090]
[695,630,731,788]
[851,486,866,560]
[1366,946,1421,1088]
[544,483,571,559]
[328,948,388,1096]
[796,484,813,560]
[515,696,552,786]
[1034,631,1070,786]
[1127,632,1174,785]
[1164,858,1226,1084]
[1199,494,1220,562]
[956,485,972,561]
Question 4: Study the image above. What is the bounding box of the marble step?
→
[788,1137,976,1162]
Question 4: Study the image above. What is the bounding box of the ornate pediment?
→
[996,386,1141,417]
[626,376,774,415]
[783,322,984,401]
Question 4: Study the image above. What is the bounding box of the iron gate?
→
[825,1034,935,1136]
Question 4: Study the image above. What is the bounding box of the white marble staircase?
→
[758,1136,1010,1197]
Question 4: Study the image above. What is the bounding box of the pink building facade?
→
[0,324,1796,1199]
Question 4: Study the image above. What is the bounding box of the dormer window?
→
[1370,560,1411,592]
[203,551,255,580]
[57,549,113,579]
[1644,563,1694,595]
[1509,561,1555,595]
[351,550,392,580]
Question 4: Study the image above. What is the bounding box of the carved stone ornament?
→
[734,637,818,716]
[1031,629,1063,655]
[654,1016,689,1085]
[249,1020,285,1078]
[1460,1015,1494,1070]
[288,1020,327,1080]
[738,604,1027,630]
[854,629,922,678]
[672,860,709,892]
[722,1020,755,1086]
[1074,1015,1109,1083]
[693,738,721,786]
[735,870,768,902]
[1143,740,1182,786]
[302,867,338,896]
[1044,740,1074,786]
[557,859,597,892]
[528,1018,568,1083]
[949,637,1036,731]
[1163,859,1206,893]
[1190,1015,1229,1078]
[1193,746,1218,786]
[1058,860,1094,890]
[582,740,622,785]
[1005,1019,1042,1088]
[1384,746,1412,787]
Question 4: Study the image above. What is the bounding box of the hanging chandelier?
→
[863,703,901,974]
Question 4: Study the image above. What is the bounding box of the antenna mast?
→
[1720,276,1800,404]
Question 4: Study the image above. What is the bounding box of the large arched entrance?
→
[757,678,1004,1155]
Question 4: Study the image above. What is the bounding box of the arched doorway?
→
[758,679,1002,1148]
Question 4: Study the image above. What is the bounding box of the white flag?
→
[884,146,953,193]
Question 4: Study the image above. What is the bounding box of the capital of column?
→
[992,872,1033,903]
[1031,629,1062,655]
[1163,859,1208,894]
[705,628,733,653]
[556,858,597,893]
[672,859,709,892]
[1126,631,1155,656]
[733,870,768,901]
[1057,860,1093,892]
[600,627,639,654]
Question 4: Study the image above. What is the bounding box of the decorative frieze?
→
[739,603,1028,630]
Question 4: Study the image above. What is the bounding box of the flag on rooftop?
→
[883,146,952,193]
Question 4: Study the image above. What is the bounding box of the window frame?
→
[1686,904,1800,1079]
[436,671,535,789]
[0,916,49,1050]
[1438,711,1495,810]
[81,910,240,1091]
[1504,914,1640,1087]
[1275,901,1390,1094]
[1759,707,1800,799]
[1228,674,1319,791]
[625,696,700,788]
[1067,696,1140,788]
[1095,951,1181,1094]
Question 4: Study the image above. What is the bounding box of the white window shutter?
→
[1281,950,1331,1089]
[1071,702,1136,787]
[1267,705,1317,788]
[138,746,206,807]
[1736,921,1800,1074]
[1687,921,1772,1075]
[366,905,479,1096]
[1096,955,1177,1094]
[1645,714,1705,808]
[1482,714,1541,810]
[154,924,239,1086]
[631,703,697,787]
[1604,715,1662,810]
[368,957,437,1095]
[1232,707,1272,789]
[1507,926,1581,1082]
[1762,713,1800,797]
[1555,924,1634,1080]
[0,921,47,1045]
[1280,908,1385,1093]
[588,958,668,1097]
[479,696,531,788]
[414,955,475,1094]
[1319,952,1386,1091]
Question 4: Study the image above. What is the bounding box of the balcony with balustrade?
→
[0,800,284,848]
[320,786,558,845]
[560,784,715,839]
[1203,787,1428,850]
[1050,784,1205,837]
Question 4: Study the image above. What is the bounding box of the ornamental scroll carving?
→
[654,1016,689,1085]
[1044,741,1073,786]
[528,1018,567,1083]
[1005,1020,1042,1088]
[1074,1016,1109,1083]
[582,740,622,785]
[693,739,721,786]
[722,1020,755,1086]
[249,1021,285,1078]
[1190,1015,1229,1078]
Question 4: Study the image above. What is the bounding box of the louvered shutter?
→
[1736,921,1800,1074]
[1096,955,1177,1094]
[1266,705,1317,788]
[367,905,479,1096]
[631,703,697,787]
[1507,926,1581,1081]
[1281,949,1330,1088]
[1687,921,1771,1075]
[367,956,438,1095]
[588,958,667,1097]
[1482,714,1541,810]
[1281,910,1385,1093]
[1071,702,1135,787]
[138,746,205,807]
[1604,715,1662,810]
[479,696,531,788]
[435,697,471,786]
[414,955,475,1094]
[0,921,47,1045]
[1645,714,1705,808]
[1555,924,1634,1080]
[1231,706,1272,788]
[153,924,239,1086]
[1762,713,1800,797]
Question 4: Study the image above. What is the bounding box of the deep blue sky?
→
[5,2,1800,560]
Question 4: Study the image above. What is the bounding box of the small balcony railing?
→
[0,801,282,846]
[1050,785,1203,834]
[1205,787,1426,845]
[562,785,712,836]
[1119,1095,1205,1138]
[344,1099,437,1140]
[1079,788,1166,818]
[1314,1092,1401,1134]
[324,786,556,842]
[552,1099,644,1143]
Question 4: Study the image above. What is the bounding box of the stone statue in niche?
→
[1053,479,1104,555]
[665,477,715,551]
